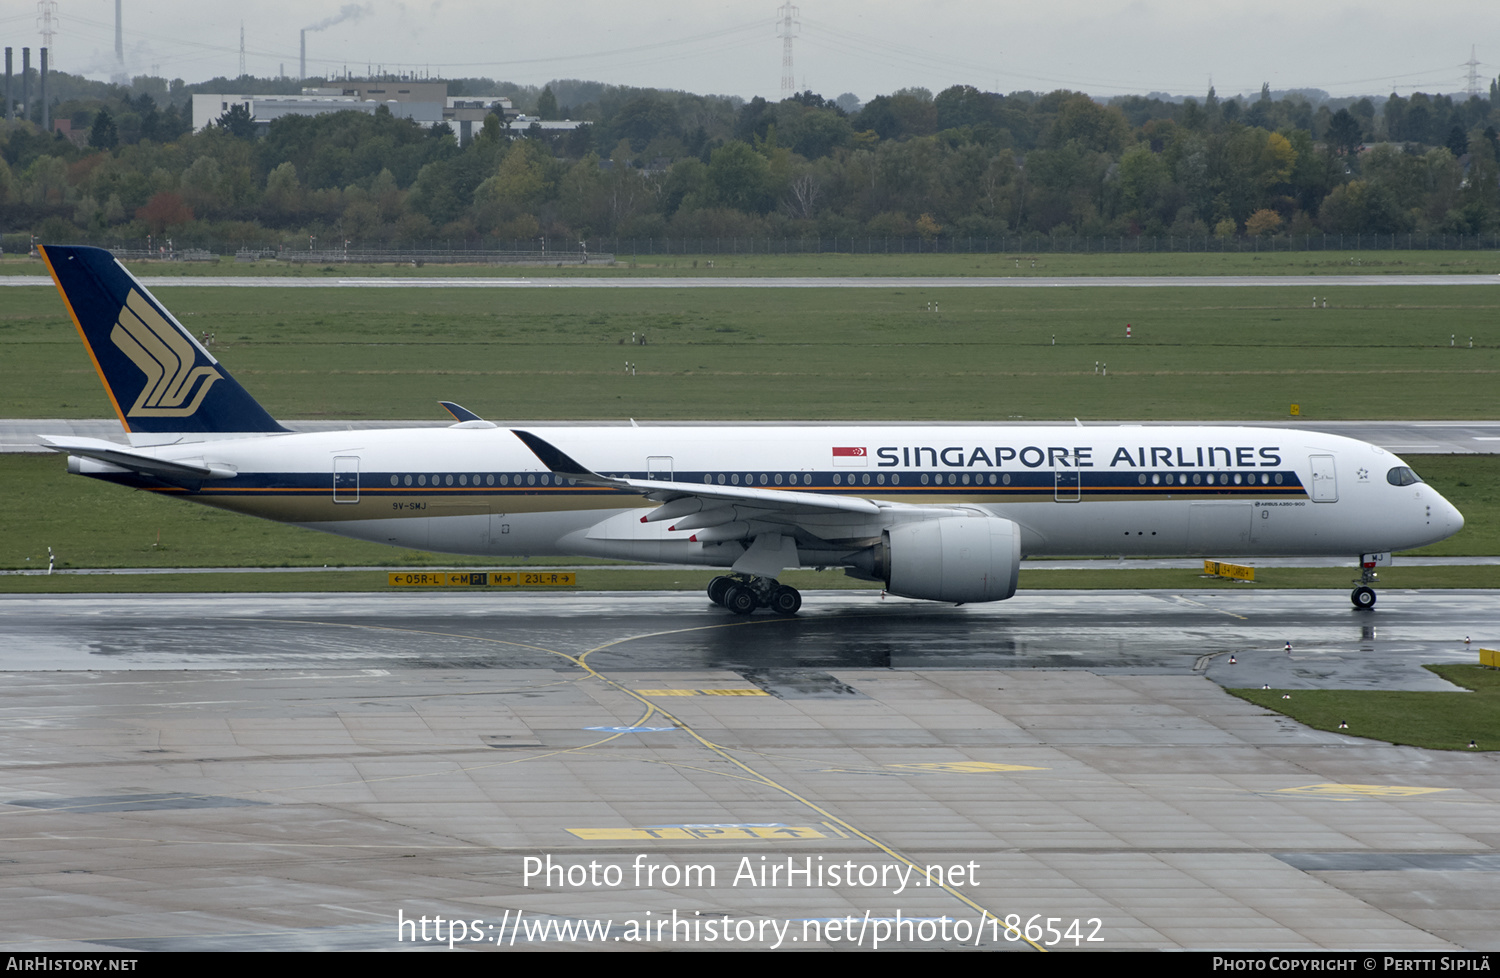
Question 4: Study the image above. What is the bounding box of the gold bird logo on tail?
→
[110,289,222,417]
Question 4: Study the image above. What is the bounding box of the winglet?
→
[511,429,606,482]
[440,401,496,428]
[439,400,483,422]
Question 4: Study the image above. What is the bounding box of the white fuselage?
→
[80,424,1464,568]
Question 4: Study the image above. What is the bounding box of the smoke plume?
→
[304,3,371,32]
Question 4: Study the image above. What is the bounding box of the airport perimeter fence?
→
[9,232,1500,263]
[589,232,1500,256]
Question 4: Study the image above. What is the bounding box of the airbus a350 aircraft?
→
[37,245,1464,614]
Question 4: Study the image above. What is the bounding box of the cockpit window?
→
[1386,466,1423,487]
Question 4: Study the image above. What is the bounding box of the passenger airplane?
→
[37,245,1464,614]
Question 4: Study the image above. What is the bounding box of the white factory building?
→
[191,82,520,144]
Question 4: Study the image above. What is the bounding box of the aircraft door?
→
[333,456,360,503]
[1309,455,1338,502]
[1053,469,1080,502]
[647,456,673,481]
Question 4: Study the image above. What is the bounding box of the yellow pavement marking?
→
[1277,783,1449,798]
[636,688,769,696]
[572,616,1037,949]
[887,761,1046,774]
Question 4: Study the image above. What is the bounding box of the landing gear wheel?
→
[768,585,802,616]
[707,576,734,607]
[1351,586,1377,610]
[723,584,758,615]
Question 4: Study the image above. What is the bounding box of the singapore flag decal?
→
[832,446,868,467]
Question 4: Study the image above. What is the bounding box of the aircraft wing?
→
[511,428,889,516]
[38,436,237,481]
[509,427,983,530]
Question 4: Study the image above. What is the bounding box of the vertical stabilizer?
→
[40,245,286,437]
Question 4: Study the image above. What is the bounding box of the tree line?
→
[2,72,1499,252]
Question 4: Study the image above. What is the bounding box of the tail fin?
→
[40,245,285,437]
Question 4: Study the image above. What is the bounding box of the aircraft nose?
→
[1445,496,1465,534]
[1430,489,1464,536]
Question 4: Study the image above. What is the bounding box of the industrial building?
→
[191,82,518,144]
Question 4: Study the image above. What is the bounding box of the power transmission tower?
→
[776,2,799,98]
[1463,45,1481,97]
[36,0,58,60]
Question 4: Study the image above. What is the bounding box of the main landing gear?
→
[1351,563,1379,611]
[707,575,802,616]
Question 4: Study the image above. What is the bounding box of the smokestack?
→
[4,48,11,123]
[21,48,29,124]
[300,30,305,81]
[115,0,124,70]
[39,48,47,131]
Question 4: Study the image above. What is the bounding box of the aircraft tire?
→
[769,585,802,616]
[724,584,758,615]
[1351,586,1377,610]
[707,576,734,606]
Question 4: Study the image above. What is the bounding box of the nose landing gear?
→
[707,575,802,616]
[1351,557,1380,610]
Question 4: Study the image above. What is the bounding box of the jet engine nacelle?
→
[877,516,1021,603]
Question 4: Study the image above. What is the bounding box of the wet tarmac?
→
[2,589,1496,952]
[0,588,1487,687]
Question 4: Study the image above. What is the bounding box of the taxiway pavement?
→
[1,589,1495,951]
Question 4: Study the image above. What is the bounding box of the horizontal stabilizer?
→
[39,436,237,481]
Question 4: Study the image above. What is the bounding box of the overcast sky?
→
[14,0,1499,102]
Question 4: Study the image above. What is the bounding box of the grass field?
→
[3,268,1494,586]
[5,256,1493,763]
[5,250,1500,278]
[1229,664,1500,751]
[3,281,1498,421]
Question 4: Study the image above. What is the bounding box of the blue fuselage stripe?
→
[90,468,1310,498]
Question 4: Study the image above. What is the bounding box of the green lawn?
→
[0,452,492,571]
[3,281,1498,421]
[5,249,1499,278]
[1229,665,1500,751]
[4,273,1496,581]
